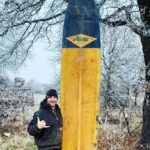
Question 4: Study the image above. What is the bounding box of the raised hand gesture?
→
[37,117,50,129]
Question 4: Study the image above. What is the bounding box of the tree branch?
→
[13,10,65,27]
[100,5,143,36]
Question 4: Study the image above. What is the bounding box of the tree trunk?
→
[137,0,150,146]
[140,36,150,146]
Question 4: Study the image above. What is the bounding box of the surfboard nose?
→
[67,0,99,20]
[63,0,100,48]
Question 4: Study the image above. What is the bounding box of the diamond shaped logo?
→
[66,34,97,48]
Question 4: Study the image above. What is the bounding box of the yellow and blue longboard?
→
[60,0,101,149]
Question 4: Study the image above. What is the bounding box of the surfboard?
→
[60,0,101,150]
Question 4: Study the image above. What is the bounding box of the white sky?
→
[10,41,59,84]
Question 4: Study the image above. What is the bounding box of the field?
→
[0,94,142,150]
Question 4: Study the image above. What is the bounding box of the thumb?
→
[44,126,50,128]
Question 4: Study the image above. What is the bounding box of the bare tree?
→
[98,0,150,146]
[101,24,144,109]
[0,0,66,72]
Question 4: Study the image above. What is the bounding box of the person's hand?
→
[37,117,50,129]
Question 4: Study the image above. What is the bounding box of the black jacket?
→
[28,99,63,150]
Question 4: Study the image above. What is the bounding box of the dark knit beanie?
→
[46,89,58,99]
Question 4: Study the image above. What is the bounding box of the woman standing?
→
[28,89,62,150]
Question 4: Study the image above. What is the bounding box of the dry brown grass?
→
[97,106,143,150]
[97,125,140,150]
[0,124,141,150]
[0,123,35,150]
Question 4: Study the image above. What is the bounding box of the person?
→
[28,89,63,150]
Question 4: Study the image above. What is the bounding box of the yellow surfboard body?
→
[60,47,100,150]
[60,0,101,149]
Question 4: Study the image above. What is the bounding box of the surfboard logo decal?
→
[66,34,97,48]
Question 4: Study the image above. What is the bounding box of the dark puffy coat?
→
[28,99,63,150]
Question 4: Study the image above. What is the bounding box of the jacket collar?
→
[40,98,60,112]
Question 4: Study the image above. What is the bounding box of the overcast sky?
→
[9,40,60,84]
